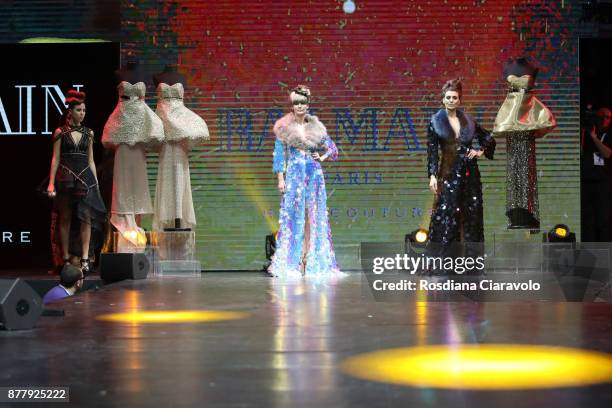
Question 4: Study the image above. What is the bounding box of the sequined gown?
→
[269,114,340,278]
[493,75,556,229]
[54,125,106,228]
[102,81,164,243]
[427,109,496,250]
[153,82,209,230]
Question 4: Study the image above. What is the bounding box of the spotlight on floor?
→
[405,228,428,254]
[97,310,249,324]
[542,224,576,279]
[340,345,612,389]
[543,224,575,243]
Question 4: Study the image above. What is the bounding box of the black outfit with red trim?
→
[54,125,106,228]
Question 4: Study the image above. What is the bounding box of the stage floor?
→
[2,272,612,407]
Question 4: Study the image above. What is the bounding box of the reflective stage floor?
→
[2,272,612,407]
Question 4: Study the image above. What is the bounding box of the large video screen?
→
[130,1,578,269]
[0,2,580,271]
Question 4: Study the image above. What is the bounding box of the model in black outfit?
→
[47,90,106,273]
[427,80,496,255]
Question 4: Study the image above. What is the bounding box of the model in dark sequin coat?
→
[427,108,495,250]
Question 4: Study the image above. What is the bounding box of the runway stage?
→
[2,273,612,407]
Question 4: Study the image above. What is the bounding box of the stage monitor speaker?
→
[100,253,150,283]
[0,279,42,330]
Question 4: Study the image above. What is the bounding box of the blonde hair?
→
[289,84,311,104]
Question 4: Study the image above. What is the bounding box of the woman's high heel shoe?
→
[80,258,91,275]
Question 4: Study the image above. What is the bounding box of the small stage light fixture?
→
[543,224,575,243]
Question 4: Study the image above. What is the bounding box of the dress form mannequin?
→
[153,65,209,232]
[493,57,556,229]
[154,65,186,230]
[102,57,164,247]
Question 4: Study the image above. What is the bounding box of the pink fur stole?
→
[273,113,327,150]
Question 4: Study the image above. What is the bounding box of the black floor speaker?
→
[0,279,43,330]
[100,253,150,283]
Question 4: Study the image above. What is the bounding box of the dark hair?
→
[60,263,83,288]
[59,90,86,127]
[441,79,462,99]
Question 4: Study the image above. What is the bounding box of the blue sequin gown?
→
[270,121,340,278]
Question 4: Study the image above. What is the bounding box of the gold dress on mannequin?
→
[493,75,556,229]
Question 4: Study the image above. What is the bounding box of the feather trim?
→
[273,113,326,150]
[431,109,476,142]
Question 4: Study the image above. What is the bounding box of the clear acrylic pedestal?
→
[112,230,201,277]
[150,231,201,276]
[490,228,543,272]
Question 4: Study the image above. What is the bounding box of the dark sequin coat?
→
[427,109,495,246]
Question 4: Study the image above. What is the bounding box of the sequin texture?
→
[492,75,556,228]
[426,109,495,251]
[504,131,539,228]
[269,115,340,279]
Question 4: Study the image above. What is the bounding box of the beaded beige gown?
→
[102,81,164,243]
[153,82,209,231]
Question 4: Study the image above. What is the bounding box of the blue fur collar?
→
[431,109,476,142]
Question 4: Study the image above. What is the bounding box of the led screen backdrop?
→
[125,0,580,270]
[1,1,585,270]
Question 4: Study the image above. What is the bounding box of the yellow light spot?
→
[415,229,428,243]
[97,310,248,324]
[125,230,138,241]
[555,227,568,238]
[340,345,612,389]
[122,229,147,247]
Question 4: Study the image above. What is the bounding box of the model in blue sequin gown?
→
[269,103,340,279]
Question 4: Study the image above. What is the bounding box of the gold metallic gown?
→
[493,75,556,229]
